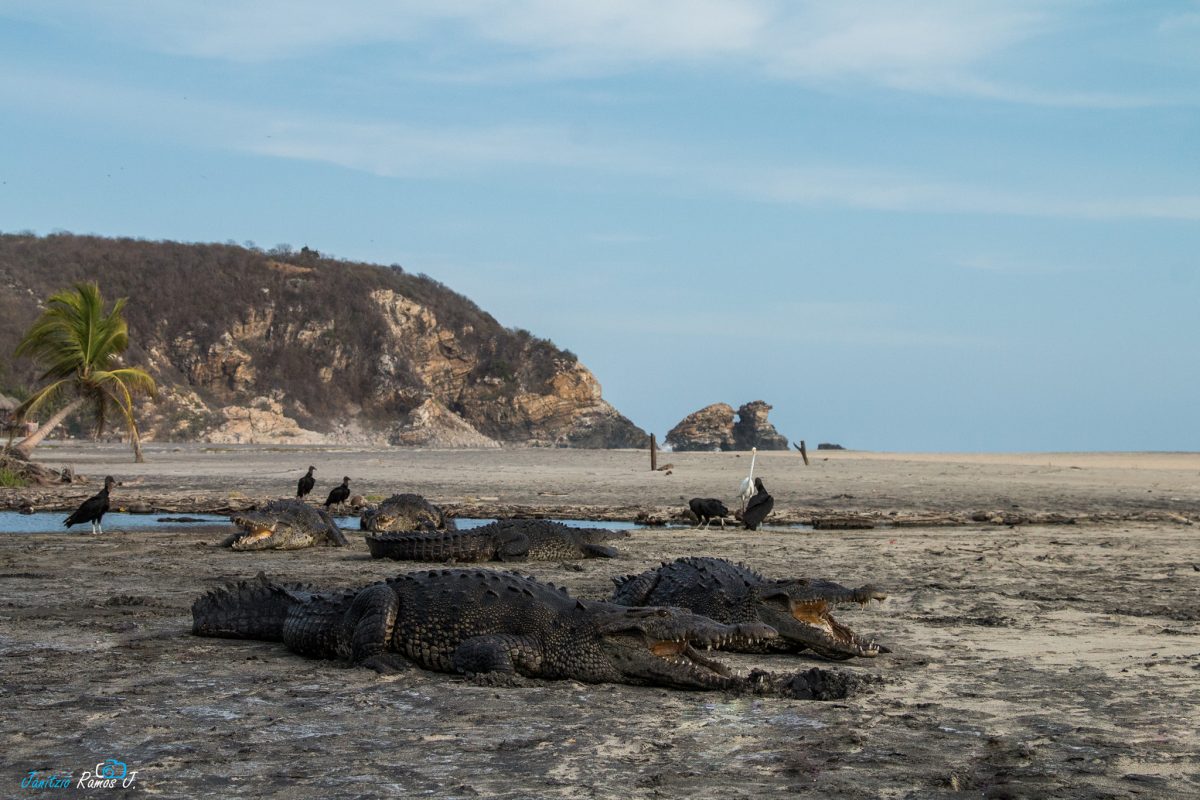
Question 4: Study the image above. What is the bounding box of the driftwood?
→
[890,515,966,528]
[811,515,876,530]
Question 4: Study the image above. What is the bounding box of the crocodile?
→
[359,493,456,533]
[191,569,780,691]
[611,557,888,660]
[365,518,629,562]
[222,499,348,551]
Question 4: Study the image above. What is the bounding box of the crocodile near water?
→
[191,569,815,692]
[359,493,455,533]
[221,499,348,551]
[365,519,629,562]
[611,557,888,660]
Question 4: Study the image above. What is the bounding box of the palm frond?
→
[13,379,72,420]
[14,283,133,379]
[100,367,158,398]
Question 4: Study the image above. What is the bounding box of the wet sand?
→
[1,445,1198,797]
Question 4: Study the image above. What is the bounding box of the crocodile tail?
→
[191,572,301,641]
[365,531,492,562]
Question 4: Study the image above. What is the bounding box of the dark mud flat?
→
[2,520,1198,798]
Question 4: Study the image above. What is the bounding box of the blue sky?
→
[2,1,1197,451]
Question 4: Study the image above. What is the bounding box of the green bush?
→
[0,466,27,488]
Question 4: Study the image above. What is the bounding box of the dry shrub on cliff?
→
[0,232,587,437]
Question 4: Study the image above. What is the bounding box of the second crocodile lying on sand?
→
[611,557,889,660]
[189,568,865,697]
[365,518,629,562]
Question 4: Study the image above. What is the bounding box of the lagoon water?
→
[0,512,641,534]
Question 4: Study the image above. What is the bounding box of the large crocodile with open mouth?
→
[365,518,629,562]
[192,569,786,691]
[221,499,348,551]
[610,557,888,660]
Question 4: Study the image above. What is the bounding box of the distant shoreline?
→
[2,443,1196,526]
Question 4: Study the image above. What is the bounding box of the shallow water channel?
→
[0,512,641,534]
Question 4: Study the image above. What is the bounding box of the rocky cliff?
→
[665,401,790,451]
[0,233,648,448]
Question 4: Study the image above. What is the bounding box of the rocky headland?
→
[0,234,647,448]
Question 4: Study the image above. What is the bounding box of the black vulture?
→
[64,476,116,535]
[296,465,316,498]
[741,477,774,531]
[688,498,730,529]
[324,476,351,510]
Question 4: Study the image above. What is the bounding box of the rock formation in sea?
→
[731,400,790,451]
[665,400,790,452]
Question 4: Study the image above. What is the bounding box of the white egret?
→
[737,447,757,511]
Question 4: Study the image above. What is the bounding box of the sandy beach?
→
[2,445,1198,798]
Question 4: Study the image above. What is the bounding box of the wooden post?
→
[650,434,658,471]
[799,440,809,466]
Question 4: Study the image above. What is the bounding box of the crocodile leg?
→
[494,532,532,561]
[344,584,408,672]
[450,634,544,682]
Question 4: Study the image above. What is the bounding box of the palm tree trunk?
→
[11,397,86,458]
[131,424,145,463]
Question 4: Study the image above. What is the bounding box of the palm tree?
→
[9,283,157,462]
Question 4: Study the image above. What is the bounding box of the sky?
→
[1,1,1197,452]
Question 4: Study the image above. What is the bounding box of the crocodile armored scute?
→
[359,494,455,533]
[191,569,779,690]
[222,499,348,551]
[610,556,888,660]
[365,518,629,562]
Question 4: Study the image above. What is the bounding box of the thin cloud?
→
[6,66,1197,223]
[732,165,1200,221]
[0,67,656,178]
[954,255,1096,275]
[758,3,1047,81]
[243,119,650,178]
[4,1,1185,107]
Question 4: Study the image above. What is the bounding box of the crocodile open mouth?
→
[229,520,276,548]
[787,599,883,659]
[602,617,777,689]
[651,639,687,657]
[649,639,736,677]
